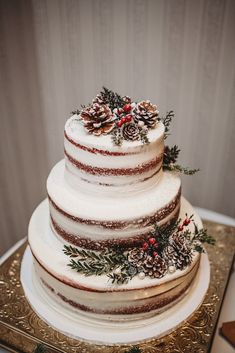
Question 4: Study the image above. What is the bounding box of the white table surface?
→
[0,207,234,353]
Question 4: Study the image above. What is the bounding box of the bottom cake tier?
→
[28,197,204,323]
[21,245,210,344]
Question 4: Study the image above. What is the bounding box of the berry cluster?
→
[142,237,159,257]
[114,104,134,128]
[177,214,194,232]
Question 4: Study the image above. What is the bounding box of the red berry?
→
[123,104,132,113]
[178,225,184,232]
[125,114,132,122]
[183,219,190,226]
[117,108,123,115]
[148,237,156,245]
[142,242,149,251]
[117,120,122,128]
[153,251,158,257]
[154,242,158,248]
[121,116,126,124]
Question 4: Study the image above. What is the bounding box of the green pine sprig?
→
[163,145,180,165]
[161,110,174,139]
[190,223,215,252]
[140,128,150,144]
[111,127,124,146]
[163,145,199,175]
[108,271,132,285]
[63,245,126,277]
[152,219,181,254]
[71,104,87,116]
[63,244,83,257]
[163,163,200,175]
[99,86,126,111]
[71,108,80,115]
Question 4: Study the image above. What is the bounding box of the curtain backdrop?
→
[0,0,235,255]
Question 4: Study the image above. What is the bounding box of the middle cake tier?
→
[47,160,181,250]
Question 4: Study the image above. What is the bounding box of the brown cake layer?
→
[45,276,194,315]
[48,187,181,230]
[35,257,200,317]
[64,130,139,156]
[50,207,180,250]
[77,167,162,187]
[64,149,164,176]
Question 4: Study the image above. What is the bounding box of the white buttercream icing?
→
[28,197,202,292]
[47,160,181,220]
[27,104,204,324]
[65,115,165,151]
[64,116,165,190]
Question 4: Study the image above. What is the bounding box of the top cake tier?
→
[64,116,165,194]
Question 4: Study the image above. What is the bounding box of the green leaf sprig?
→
[161,110,174,139]
[99,86,126,111]
[63,245,125,276]
[163,145,199,175]
[190,223,216,252]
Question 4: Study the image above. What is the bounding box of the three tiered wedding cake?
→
[27,88,213,326]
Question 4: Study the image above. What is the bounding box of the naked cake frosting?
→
[28,87,214,323]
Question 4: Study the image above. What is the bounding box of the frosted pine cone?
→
[172,233,191,254]
[134,100,159,128]
[143,255,167,279]
[122,96,132,104]
[80,103,115,136]
[152,256,167,278]
[122,122,140,141]
[162,244,176,264]
[93,94,104,105]
[170,234,192,270]
[128,248,145,268]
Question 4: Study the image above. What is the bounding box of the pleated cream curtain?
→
[0,0,235,255]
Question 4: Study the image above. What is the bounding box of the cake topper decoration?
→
[71,88,199,175]
[71,87,160,146]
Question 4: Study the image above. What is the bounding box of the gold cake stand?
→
[0,220,235,353]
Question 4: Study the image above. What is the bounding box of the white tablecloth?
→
[0,208,234,353]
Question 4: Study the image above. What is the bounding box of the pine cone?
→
[122,96,132,104]
[80,103,115,136]
[162,244,176,264]
[170,234,192,270]
[143,255,167,278]
[128,248,145,267]
[122,122,140,141]
[134,100,159,128]
[93,94,104,105]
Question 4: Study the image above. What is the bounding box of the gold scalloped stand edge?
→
[0,220,235,353]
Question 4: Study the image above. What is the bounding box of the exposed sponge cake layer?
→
[64,116,165,192]
[28,197,201,322]
[47,160,181,248]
